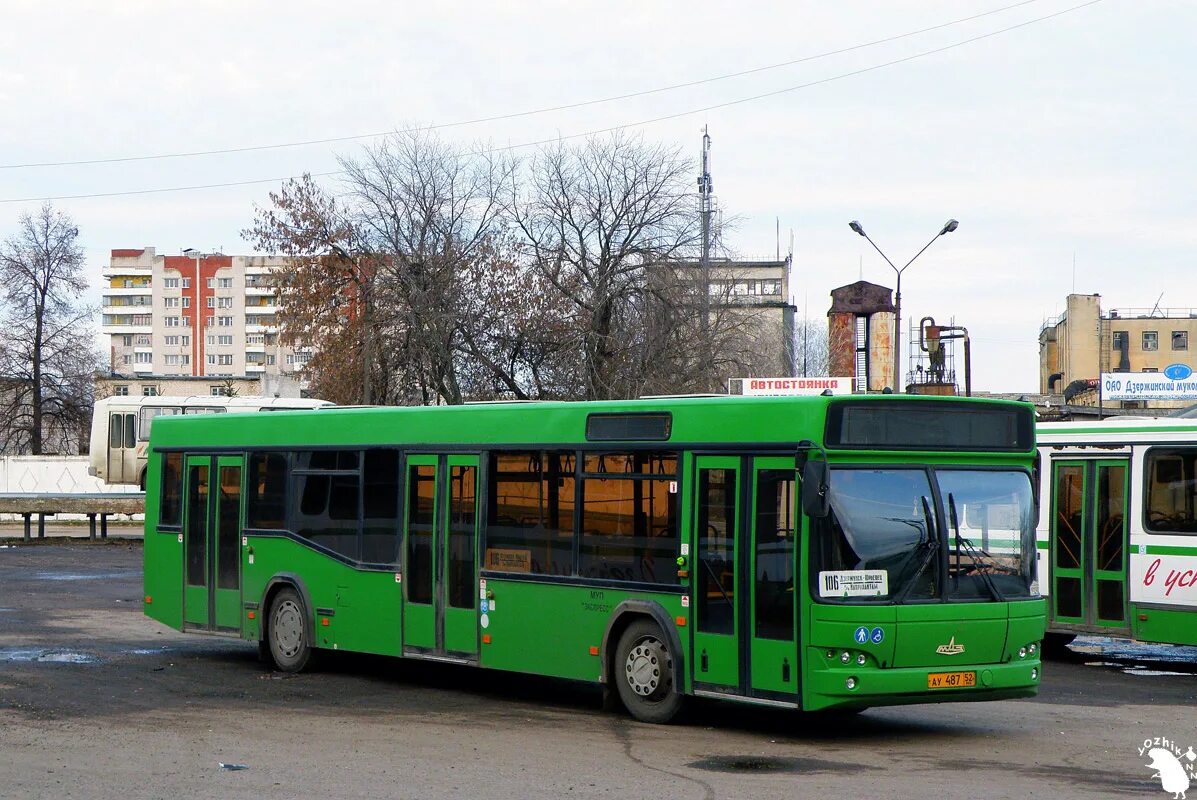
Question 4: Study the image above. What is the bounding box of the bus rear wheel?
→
[267,587,313,672]
[614,620,683,724]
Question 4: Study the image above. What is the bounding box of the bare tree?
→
[0,205,100,454]
[794,317,831,377]
[510,132,711,399]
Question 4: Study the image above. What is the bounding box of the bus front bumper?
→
[804,658,1041,711]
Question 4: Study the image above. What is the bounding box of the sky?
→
[1,0,1193,393]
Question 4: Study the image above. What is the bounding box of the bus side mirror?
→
[802,460,830,519]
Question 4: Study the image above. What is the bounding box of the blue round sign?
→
[871,627,885,644]
[854,626,870,644]
[1165,363,1193,381]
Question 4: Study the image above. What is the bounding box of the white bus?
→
[90,395,332,487]
[1037,417,1197,649]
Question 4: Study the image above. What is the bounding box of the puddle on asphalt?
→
[129,647,173,655]
[688,755,861,774]
[1122,667,1190,677]
[33,571,139,581]
[0,648,99,664]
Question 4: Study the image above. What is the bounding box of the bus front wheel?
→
[614,619,683,724]
[267,587,313,672]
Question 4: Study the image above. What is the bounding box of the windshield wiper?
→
[893,496,940,604]
[947,493,1008,601]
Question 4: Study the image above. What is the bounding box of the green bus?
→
[143,394,1044,723]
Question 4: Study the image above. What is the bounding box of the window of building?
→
[218,316,233,327]
[181,278,190,289]
[165,317,179,328]
[1173,331,1188,351]
[217,354,233,366]
[164,278,179,289]
[206,316,215,327]
[266,354,276,365]
[142,386,158,396]
[182,297,190,308]
[247,334,264,344]
[207,297,215,308]
[485,452,575,576]
[206,278,215,289]
[165,335,179,346]
[1112,331,1128,350]
[1143,331,1159,351]
[181,317,190,327]
[210,385,231,396]
[218,297,232,308]
[207,354,216,365]
[164,355,179,366]
[134,352,152,364]
[121,335,133,347]
[181,355,190,365]
[206,335,215,346]
[1143,368,1159,373]
[121,354,131,365]
[164,297,179,308]
[219,335,233,346]
[218,277,233,288]
[181,336,190,346]
[113,385,129,396]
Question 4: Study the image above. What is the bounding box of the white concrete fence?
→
[0,456,143,521]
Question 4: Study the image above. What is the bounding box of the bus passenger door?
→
[1049,459,1130,633]
[403,455,438,652]
[692,456,741,691]
[441,456,480,658]
[107,412,136,484]
[747,458,799,700]
[403,454,480,661]
[182,455,244,633]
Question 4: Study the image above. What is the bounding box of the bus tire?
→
[614,619,683,724]
[266,587,313,672]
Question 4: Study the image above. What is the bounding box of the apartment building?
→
[101,248,310,396]
[1039,292,1197,410]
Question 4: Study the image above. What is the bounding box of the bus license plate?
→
[927,671,976,689]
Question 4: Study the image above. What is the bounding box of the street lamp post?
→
[848,219,958,392]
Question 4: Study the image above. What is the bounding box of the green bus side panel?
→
[749,637,797,694]
[244,536,402,657]
[144,531,183,629]
[692,631,737,687]
[1133,605,1197,646]
[481,580,683,683]
[404,603,434,651]
[444,606,477,655]
[215,587,240,630]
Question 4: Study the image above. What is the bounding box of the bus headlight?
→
[1018,647,1027,659]
[846,677,857,690]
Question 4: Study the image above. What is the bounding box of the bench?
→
[0,493,145,541]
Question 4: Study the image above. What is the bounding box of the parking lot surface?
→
[2,543,1195,799]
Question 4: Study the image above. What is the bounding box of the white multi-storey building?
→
[100,248,310,397]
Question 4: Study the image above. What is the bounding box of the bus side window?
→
[124,414,136,448]
[109,414,124,449]
[160,453,183,526]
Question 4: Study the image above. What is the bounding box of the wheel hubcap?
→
[625,637,671,700]
[273,599,303,658]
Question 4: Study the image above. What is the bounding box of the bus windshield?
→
[818,467,1035,603]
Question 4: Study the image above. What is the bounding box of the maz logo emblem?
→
[936,637,965,656]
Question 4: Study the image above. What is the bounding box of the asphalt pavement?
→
[2,542,1195,799]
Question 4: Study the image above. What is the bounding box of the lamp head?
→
[849,220,865,237]
[940,219,959,236]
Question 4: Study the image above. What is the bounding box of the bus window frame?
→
[1143,446,1197,536]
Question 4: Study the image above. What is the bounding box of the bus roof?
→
[1038,416,1197,443]
[96,395,331,411]
[148,393,1034,455]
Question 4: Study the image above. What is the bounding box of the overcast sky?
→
[2,0,1192,392]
